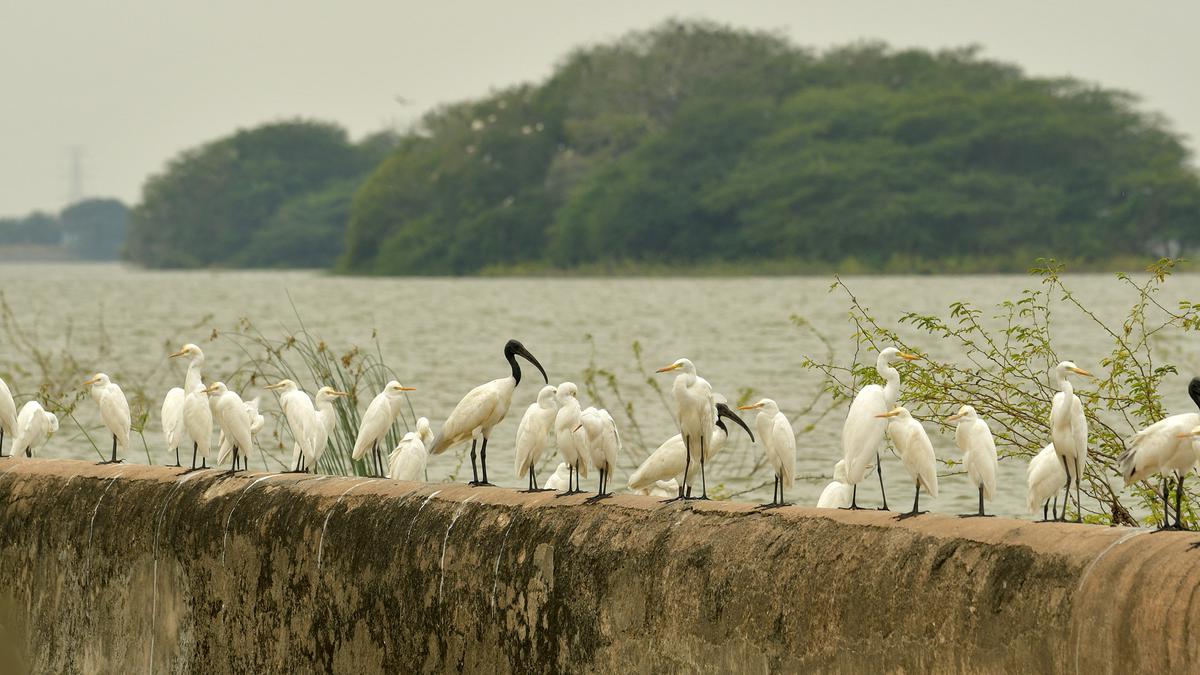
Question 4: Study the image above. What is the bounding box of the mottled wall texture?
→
[0,459,1196,673]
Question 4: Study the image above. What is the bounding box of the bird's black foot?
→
[282,469,307,474]
[165,463,182,468]
[1034,519,1056,523]
[839,505,864,511]
[96,460,118,465]
[896,510,926,520]
[469,481,496,487]
[876,505,890,511]
[959,513,994,518]
[1188,540,1200,551]
[519,488,551,494]
[585,494,612,503]
[660,495,688,504]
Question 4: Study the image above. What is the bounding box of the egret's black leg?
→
[979,485,985,516]
[112,437,118,463]
[468,439,479,485]
[190,442,198,470]
[876,452,889,510]
[1,429,4,456]
[680,435,693,500]
[168,445,180,467]
[664,437,692,503]
[1176,473,1187,530]
[1074,456,1083,523]
[1053,495,1058,521]
[1042,499,1049,522]
[699,433,708,500]
[898,481,922,519]
[1058,455,1071,522]
[842,483,862,510]
[1158,479,1170,531]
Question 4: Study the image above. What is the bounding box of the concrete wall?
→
[0,459,1195,673]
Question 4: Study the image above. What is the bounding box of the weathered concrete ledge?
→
[0,459,1196,673]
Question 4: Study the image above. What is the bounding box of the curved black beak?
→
[505,339,549,384]
[717,403,754,442]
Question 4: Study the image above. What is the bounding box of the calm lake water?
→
[3,263,1199,519]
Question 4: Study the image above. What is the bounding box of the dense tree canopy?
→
[126,120,390,268]
[340,21,1200,274]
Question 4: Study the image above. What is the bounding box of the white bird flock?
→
[8,335,1197,531]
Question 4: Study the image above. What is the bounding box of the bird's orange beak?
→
[655,364,681,373]
[899,352,920,361]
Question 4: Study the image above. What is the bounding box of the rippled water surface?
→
[4,263,1200,518]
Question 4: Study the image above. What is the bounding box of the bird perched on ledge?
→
[429,339,548,486]
[85,373,130,465]
[10,401,58,458]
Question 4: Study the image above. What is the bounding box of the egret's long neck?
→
[1054,368,1070,395]
[878,358,901,407]
[184,359,203,391]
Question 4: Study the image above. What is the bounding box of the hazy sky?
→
[3,1,1198,217]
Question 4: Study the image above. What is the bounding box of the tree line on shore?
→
[122,20,1200,274]
[0,199,128,261]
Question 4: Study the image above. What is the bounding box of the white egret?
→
[876,407,938,519]
[842,347,921,510]
[1050,360,1093,522]
[351,381,416,476]
[0,376,16,456]
[553,382,587,494]
[162,343,205,467]
[1117,377,1200,530]
[655,358,716,500]
[817,460,853,509]
[429,339,548,486]
[207,382,253,474]
[387,417,435,481]
[576,407,621,499]
[84,373,130,465]
[217,396,263,471]
[543,463,571,492]
[1027,443,1066,522]
[306,386,349,473]
[11,401,58,457]
[182,381,212,470]
[514,384,558,491]
[628,403,754,498]
[947,405,998,517]
[264,379,317,473]
[739,398,797,508]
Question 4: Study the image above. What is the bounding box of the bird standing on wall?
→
[428,339,548,486]
[216,397,262,471]
[265,379,316,473]
[655,358,716,500]
[1050,361,1093,522]
[739,398,796,508]
[842,347,921,510]
[1027,443,1066,522]
[514,384,558,491]
[11,401,58,458]
[553,382,587,494]
[876,406,938,519]
[352,381,416,477]
[0,376,16,457]
[627,402,753,498]
[207,382,253,474]
[1117,377,1200,530]
[182,381,212,470]
[387,417,435,481]
[307,386,349,474]
[84,373,130,465]
[947,405,998,517]
[161,344,205,467]
[576,407,621,500]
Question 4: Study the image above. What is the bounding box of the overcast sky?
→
[2,1,1197,217]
